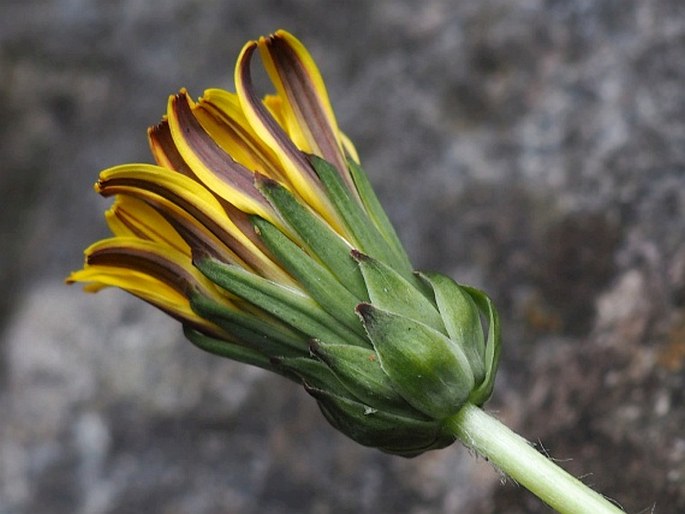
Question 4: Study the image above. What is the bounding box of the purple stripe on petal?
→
[237,44,320,186]
[265,35,349,182]
[170,92,270,210]
[148,121,196,178]
[97,178,265,274]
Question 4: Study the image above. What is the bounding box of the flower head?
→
[68,30,501,457]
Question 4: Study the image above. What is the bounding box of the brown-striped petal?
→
[258,31,353,191]
[96,163,294,285]
[67,237,228,338]
[235,41,345,232]
[148,120,196,178]
[166,90,275,221]
[105,195,190,255]
[195,89,286,182]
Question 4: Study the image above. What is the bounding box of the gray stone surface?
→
[2,0,684,512]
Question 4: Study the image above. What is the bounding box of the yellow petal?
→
[105,195,190,255]
[257,30,350,182]
[234,40,345,232]
[96,163,295,285]
[262,94,287,130]
[69,265,191,314]
[194,89,286,182]
[147,120,196,177]
[67,237,229,337]
[166,90,275,221]
[338,130,360,165]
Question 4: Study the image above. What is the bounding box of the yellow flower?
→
[68,30,500,457]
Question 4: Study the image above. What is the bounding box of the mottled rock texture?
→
[2,1,684,512]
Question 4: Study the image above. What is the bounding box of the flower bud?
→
[68,30,501,457]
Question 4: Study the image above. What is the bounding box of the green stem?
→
[444,403,625,514]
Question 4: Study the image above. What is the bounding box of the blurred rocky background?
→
[2,0,684,512]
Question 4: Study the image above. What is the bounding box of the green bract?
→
[187,154,501,457]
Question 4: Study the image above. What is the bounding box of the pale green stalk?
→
[444,403,626,514]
